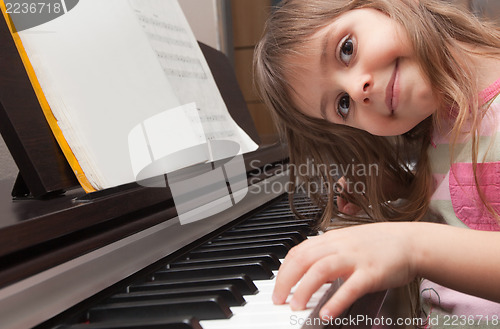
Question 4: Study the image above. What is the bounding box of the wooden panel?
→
[231,0,271,48]
[248,102,277,139]
[231,0,277,141]
[234,48,259,102]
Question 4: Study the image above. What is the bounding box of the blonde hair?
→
[254,0,500,228]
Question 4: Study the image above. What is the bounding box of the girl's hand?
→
[272,222,418,319]
[335,176,362,215]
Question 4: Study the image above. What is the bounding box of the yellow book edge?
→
[0,1,96,193]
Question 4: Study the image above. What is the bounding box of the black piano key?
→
[264,202,314,210]
[153,260,274,280]
[109,284,245,306]
[253,206,296,213]
[251,210,319,218]
[247,214,297,221]
[213,230,307,244]
[130,274,258,295]
[249,212,297,218]
[188,242,291,259]
[223,223,312,236]
[237,219,313,228]
[200,236,299,249]
[243,216,315,224]
[66,317,203,329]
[250,207,318,217]
[171,253,281,270]
[87,296,232,322]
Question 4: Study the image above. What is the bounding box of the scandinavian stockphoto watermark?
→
[3,0,79,31]
[127,102,379,225]
[128,103,249,226]
[248,158,379,196]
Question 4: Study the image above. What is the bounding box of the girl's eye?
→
[337,93,351,120]
[339,37,354,65]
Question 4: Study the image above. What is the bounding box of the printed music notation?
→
[206,130,237,140]
[135,14,187,33]
[134,9,207,81]
[145,32,192,48]
[199,114,227,123]
[129,0,256,162]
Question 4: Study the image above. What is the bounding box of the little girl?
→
[254,0,500,326]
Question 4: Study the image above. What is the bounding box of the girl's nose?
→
[362,82,370,104]
[348,74,372,105]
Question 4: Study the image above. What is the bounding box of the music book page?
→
[14,0,258,191]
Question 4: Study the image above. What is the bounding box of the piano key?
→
[199,276,335,329]
[109,284,246,306]
[212,230,307,244]
[65,316,203,329]
[249,208,317,216]
[232,220,311,229]
[131,274,258,295]
[201,236,300,248]
[196,239,295,258]
[223,223,312,236]
[87,296,232,322]
[171,253,281,270]
[249,208,319,218]
[244,216,317,226]
[252,202,313,212]
[153,260,274,280]
[236,218,314,228]
[188,242,292,259]
[266,203,317,211]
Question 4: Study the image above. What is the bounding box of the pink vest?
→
[422,78,500,326]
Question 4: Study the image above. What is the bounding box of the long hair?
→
[254,0,500,228]
[254,0,500,323]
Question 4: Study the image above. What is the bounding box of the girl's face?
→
[287,8,438,136]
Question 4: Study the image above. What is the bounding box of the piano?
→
[0,14,389,329]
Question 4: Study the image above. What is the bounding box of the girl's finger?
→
[319,270,373,320]
[273,236,340,304]
[344,202,362,215]
[336,195,347,212]
[289,255,352,311]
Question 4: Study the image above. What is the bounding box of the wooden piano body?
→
[0,12,389,329]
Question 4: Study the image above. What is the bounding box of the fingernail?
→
[320,308,332,320]
[290,298,302,310]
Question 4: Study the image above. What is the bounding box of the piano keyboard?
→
[54,194,329,329]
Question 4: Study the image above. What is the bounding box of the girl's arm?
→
[416,222,500,302]
[272,221,500,319]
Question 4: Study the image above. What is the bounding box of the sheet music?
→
[16,0,257,190]
[129,0,254,146]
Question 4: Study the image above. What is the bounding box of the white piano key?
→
[200,270,333,329]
